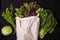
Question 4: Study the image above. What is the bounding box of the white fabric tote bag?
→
[16,14,40,40]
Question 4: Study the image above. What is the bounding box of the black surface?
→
[0,0,60,40]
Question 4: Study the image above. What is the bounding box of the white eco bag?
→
[16,14,40,40]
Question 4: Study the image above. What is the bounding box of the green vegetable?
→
[2,5,16,34]
[49,18,57,33]
[39,13,52,38]
[36,8,57,39]
[15,2,37,17]
[23,2,30,10]
[1,26,12,35]
[15,6,26,18]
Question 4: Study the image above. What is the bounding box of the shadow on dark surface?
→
[0,0,60,40]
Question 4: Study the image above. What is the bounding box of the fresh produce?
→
[15,6,26,18]
[36,8,57,39]
[2,5,16,34]
[1,2,57,39]
[1,26,12,35]
[15,2,37,17]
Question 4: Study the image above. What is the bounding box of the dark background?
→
[0,0,60,40]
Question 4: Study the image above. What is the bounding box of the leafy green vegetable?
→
[15,2,37,17]
[49,18,57,33]
[1,26,12,35]
[2,5,16,34]
[15,6,26,18]
[36,8,57,39]
[23,2,30,10]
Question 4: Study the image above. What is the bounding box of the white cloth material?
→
[16,14,40,40]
